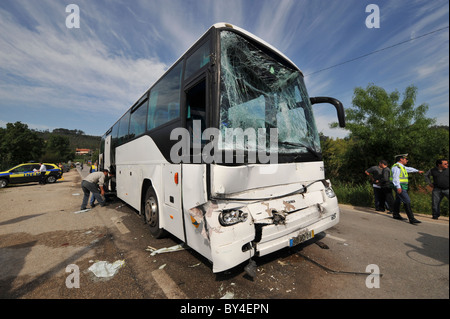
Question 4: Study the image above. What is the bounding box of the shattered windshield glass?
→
[219,31,321,157]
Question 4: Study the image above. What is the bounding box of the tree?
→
[42,134,74,163]
[0,122,44,169]
[321,135,351,180]
[331,84,448,184]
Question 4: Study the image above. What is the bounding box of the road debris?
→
[73,208,91,214]
[220,291,235,299]
[147,244,189,256]
[277,260,287,266]
[88,260,125,278]
[244,259,257,279]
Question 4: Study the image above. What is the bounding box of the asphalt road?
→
[0,167,448,304]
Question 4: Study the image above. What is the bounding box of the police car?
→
[0,163,63,188]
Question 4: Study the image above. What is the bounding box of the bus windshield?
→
[219,31,321,157]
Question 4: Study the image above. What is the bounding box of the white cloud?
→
[0,2,167,116]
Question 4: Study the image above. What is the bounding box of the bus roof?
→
[212,23,300,73]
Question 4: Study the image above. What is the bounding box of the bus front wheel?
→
[144,187,166,238]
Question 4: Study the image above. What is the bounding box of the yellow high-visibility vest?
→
[390,163,408,189]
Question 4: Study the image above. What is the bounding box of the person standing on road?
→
[389,154,424,224]
[80,169,112,210]
[424,159,449,220]
[378,160,394,214]
[38,163,47,185]
[365,162,384,211]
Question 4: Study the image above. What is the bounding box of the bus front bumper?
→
[208,193,340,273]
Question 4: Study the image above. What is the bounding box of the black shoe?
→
[393,214,406,220]
[432,216,439,220]
[410,219,421,224]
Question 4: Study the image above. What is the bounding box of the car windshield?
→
[219,31,321,158]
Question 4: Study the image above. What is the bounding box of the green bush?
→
[332,181,374,207]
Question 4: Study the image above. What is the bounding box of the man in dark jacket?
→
[425,159,449,220]
[378,160,394,214]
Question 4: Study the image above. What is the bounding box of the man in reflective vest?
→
[390,154,424,224]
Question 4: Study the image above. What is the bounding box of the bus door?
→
[181,77,213,260]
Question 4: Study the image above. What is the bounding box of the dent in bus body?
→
[182,162,340,273]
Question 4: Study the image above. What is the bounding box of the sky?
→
[0,0,448,139]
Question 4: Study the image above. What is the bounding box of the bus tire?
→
[144,187,166,238]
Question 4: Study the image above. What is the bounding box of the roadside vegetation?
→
[332,181,449,216]
[322,84,449,216]
[0,122,100,170]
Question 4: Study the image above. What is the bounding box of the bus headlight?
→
[325,186,336,198]
[219,209,248,226]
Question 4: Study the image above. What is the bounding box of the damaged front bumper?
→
[188,180,340,273]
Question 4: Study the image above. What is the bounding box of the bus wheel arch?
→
[143,184,167,238]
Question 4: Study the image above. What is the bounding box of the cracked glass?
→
[219,31,321,156]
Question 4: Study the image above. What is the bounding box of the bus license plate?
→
[289,229,314,247]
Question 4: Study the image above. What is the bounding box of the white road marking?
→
[325,233,347,242]
[151,269,187,299]
[111,217,130,234]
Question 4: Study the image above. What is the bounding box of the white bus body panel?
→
[210,162,324,196]
[115,136,184,241]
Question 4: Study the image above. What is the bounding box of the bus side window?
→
[129,99,148,138]
[147,62,182,131]
[117,111,130,144]
[186,79,206,145]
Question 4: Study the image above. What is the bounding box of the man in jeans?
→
[425,159,449,220]
[390,154,424,224]
[81,169,113,210]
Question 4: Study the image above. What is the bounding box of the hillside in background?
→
[34,128,101,151]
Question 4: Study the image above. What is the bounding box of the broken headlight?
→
[324,186,336,198]
[219,209,248,226]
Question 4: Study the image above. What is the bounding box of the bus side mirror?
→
[310,97,345,128]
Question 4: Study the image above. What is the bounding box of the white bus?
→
[99,23,345,273]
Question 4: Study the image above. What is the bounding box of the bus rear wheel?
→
[144,187,166,238]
